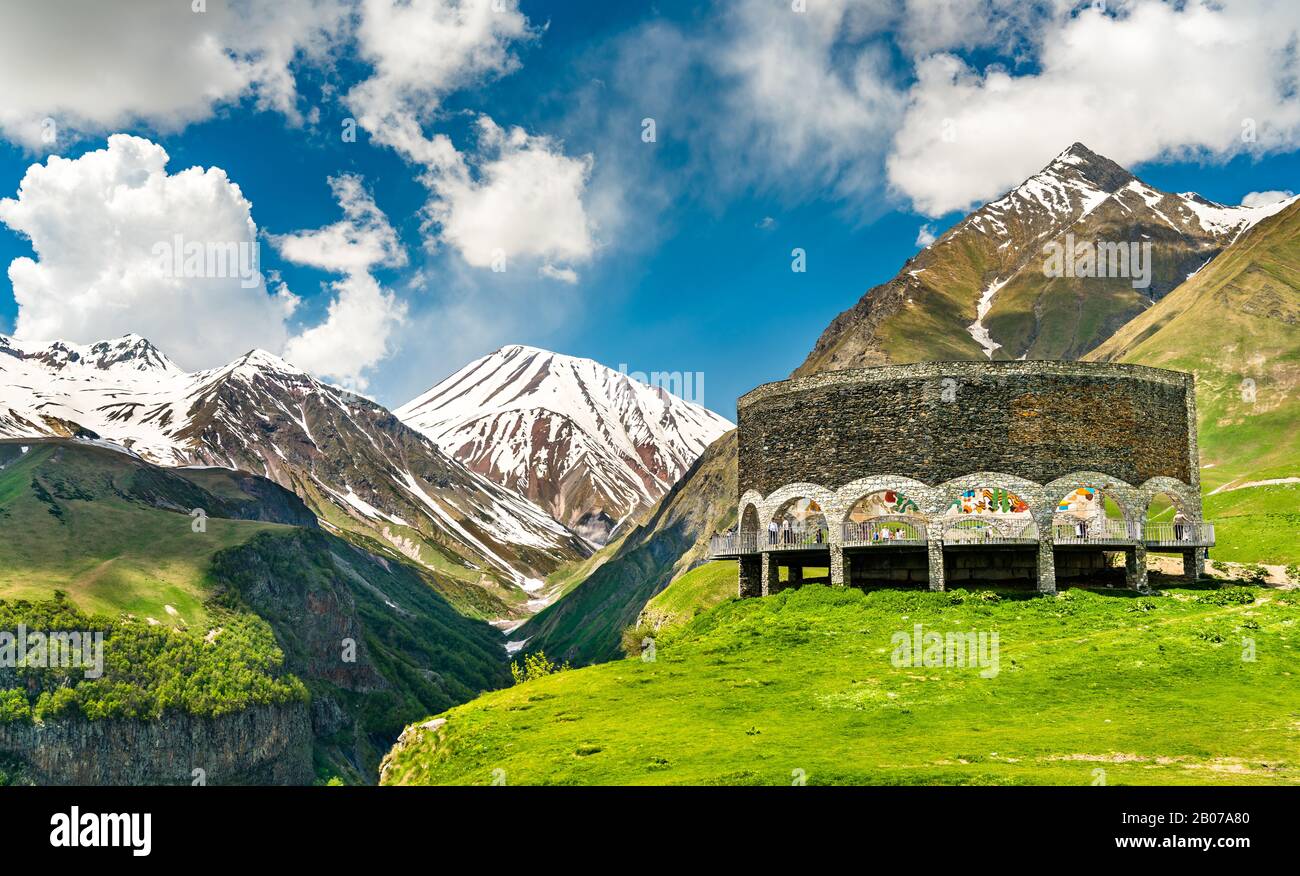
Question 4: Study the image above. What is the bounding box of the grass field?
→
[382,579,1299,786]
[1203,483,1300,566]
[0,444,288,627]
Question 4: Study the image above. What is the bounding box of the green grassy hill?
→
[0,440,510,783]
[0,441,298,626]
[626,561,738,648]
[1087,200,1300,563]
[382,581,1299,786]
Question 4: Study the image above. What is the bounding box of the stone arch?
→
[1138,476,1201,523]
[760,482,836,548]
[1043,471,1140,530]
[835,475,934,529]
[933,472,1043,542]
[738,492,764,538]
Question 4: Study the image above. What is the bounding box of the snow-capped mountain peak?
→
[0,335,592,607]
[1,332,181,374]
[396,345,734,544]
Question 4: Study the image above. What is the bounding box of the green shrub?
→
[510,650,570,685]
[0,596,306,723]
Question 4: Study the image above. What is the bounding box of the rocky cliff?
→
[0,703,311,785]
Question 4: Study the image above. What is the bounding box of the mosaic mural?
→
[847,489,922,521]
[947,488,1030,515]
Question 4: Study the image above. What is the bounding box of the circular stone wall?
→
[737,361,1198,500]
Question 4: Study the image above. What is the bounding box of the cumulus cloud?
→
[420,118,595,272]
[1240,190,1295,207]
[274,174,408,389]
[0,0,346,149]
[345,0,595,277]
[888,0,1300,216]
[915,224,937,247]
[0,134,296,369]
[282,272,406,390]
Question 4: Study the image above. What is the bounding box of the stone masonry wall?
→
[738,361,1196,498]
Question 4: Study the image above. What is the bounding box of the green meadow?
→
[382,578,1299,786]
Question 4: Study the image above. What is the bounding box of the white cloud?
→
[889,0,1300,216]
[345,0,533,160]
[0,0,346,149]
[539,264,578,284]
[274,174,408,389]
[712,0,905,207]
[0,134,296,369]
[421,118,595,271]
[1240,190,1295,207]
[270,173,406,274]
[345,0,595,277]
[915,224,937,247]
[283,273,406,390]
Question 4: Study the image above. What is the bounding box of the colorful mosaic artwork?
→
[948,488,1030,515]
[847,490,921,521]
[1057,486,1097,513]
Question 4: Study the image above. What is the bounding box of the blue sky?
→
[0,0,1297,418]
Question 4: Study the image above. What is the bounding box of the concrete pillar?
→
[1182,549,1205,583]
[926,539,945,591]
[738,556,762,598]
[761,553,780,597]
[1036,537,1057,594]
[1125,543,1148,592]
[829,545,845,587]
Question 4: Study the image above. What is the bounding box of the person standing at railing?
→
[768,520,778,546]
[1174,513,1187,541]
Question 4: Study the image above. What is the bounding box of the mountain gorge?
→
[396,345,733,546]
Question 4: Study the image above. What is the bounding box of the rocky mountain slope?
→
[512,429,736,665]
[396,345,733,546]
[0,335,590,617]
[1087,199,1300,488]
[800,143,1296,372]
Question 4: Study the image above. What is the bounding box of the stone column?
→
[738,556,762,598]
[1125,543,1148,592]
[829,545,845,587]
[1182,549,1205,583]
[926,538,945,592]
[761,553,780,597]
[1036,536,1057,594]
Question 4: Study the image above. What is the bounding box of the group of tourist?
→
[766,519,826,545]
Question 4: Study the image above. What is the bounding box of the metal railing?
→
[1143,521,1216,547]
[942,516,1038,545]
[763,527,831,551]
[1052,518,1136,545]
[841,517,927,547]
[706,518,1218,559]
[708,531,758,556]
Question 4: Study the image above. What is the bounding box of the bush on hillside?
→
[510,651,570,685]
